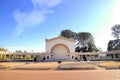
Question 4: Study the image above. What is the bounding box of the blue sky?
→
[0,0,120,52]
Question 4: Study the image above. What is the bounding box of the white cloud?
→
[32,0,62,9]
[13,0,62,36]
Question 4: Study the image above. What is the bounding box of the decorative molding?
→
[46,36,75,42]
[51,43,70,54]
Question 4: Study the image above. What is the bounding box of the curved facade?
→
[51,43,70,59]
[46,36,75,60]
[1,36,120,61]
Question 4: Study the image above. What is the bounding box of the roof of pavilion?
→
[46,36,75,42]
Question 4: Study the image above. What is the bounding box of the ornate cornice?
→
[46,36,75,42]
[51,43,70,54]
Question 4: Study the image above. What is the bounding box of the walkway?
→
[0,70,120,80]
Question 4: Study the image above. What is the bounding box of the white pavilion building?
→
[0,36,120,61]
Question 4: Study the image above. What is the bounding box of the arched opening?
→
[51,43,70,59]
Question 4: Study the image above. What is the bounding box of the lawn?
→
[98,61,120,69]
[1,61,120,70]
[11,62,59,70]
[59,62,96,70]
[0,62,26,69]
[0,62,96,70]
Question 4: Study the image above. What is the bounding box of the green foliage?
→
[75,46,81,52]
[60,30,99,52]
[36,55,42,60]
[0,54,9,60]
[12,54,17,59]
[108,39,120,51]
[0,54,42,61]
[19,55,23,60]
[75,32,95,52]
[0,47,7,52]
[93,44,100,52]
[112,24,120,39]
[60,29,75,39]
[75,32,94,47]
[15,50,22,53]
[23,50,27,53]
[25,54,32,60]
[107,24,120,51]
[31,55,35,60]
[75,44,99,52]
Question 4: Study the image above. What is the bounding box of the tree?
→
[112,24,120,39]
[107,25,120,51]
[0,54,9,60]
[108,39,120,51]
[60,29,75,39]
[75,32,94,47]
[92,44,100,52]
[36,55,42,60]
[75,46,81,52]
[87,42,93,52]
[25,54,31,60]
[60,30,99,52]
[15,50,22,53]
[0,46,7,52]
[24,50,27,53]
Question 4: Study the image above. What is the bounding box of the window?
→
[115,54,118,58]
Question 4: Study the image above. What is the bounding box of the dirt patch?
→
[0,65,7,70]
[57,67,95,70]
[11,68,53,70]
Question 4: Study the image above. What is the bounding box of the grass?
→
[12,62,59,70]
[0,61,120,70]
[98,61,120,69]
[59,62,96,70]
[0,62,96,70]
[0,62,26,69]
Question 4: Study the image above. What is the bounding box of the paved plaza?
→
[0,70,120,80]
[0,61,120,80]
